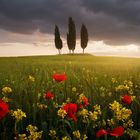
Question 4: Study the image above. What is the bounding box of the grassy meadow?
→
[1,54,140,139]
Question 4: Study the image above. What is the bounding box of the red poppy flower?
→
[79,104,83,109]
[109,126,124,136]
[0,99,9,120]
[53,73,67,82]
[63,103,77,122]
[45,92,54,100]
[83,97,89,106]
[96,129,108,137]
[79,97,89,108]
[96,126,124,138]
[122,95,132,105]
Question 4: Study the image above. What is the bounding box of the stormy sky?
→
[0,0,140,56]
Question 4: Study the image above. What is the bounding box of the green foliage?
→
[1,55,140,139]
[67,17,76,54]
[54,25,63,54]
[81,24,88,54]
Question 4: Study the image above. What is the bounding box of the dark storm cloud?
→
[81,0,140,45]
[82,0,140,25]
[0,0,140,45]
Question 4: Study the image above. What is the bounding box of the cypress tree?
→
[80,24,88,54]
[67,17,76,54]
[54,25,63,54]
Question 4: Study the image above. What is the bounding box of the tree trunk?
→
[58,49,61,54]
[72,50,74,54]
[69,50,71,54]
[83,49,84,54]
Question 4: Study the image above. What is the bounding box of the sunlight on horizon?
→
[0,29,140,58]
[0,40,140,58]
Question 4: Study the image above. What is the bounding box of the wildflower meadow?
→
[1,54,140,140]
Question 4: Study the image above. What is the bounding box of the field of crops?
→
[1,54,140,140]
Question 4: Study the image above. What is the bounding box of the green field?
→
[1,54,140,140]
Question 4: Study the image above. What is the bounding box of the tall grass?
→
[0,55,140,139]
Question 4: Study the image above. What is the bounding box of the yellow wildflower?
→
[120,107,132,120]
[72,87,77,92]
[49,130,56,137]
[37,93,42,100]
[100,86,106,92]
[89,111,98,121]
[94,105,101,115]
[26,125,38,133]
[131,96,136,101]
[78,109,89,119]
[102,120,106,126]
[28,131,42,140]
[18,125,42,140]
[89,105,101,121]
[28,75,35,82]
[37,103,47,109]
[11,109,26,121]
[2,96,9,102]
[17,134,27,140]
[73,130,81,139]
[82,134,88,140]
[123,119,134,128]
[57,108,67,119]
[108,92,112,97]
[2,86,12,94]
[116,85,129,91]
[111,78,117,83]
[109,101,132,121]
[26,125,42,140]
[62,136,70,140]
[77,94,86,104]
[116,80,134,94]
[124,80,133,87]
[62,102,67,106]
[66,98,71,103]
[53,102,59,108]
[109,100,122,112]
[107,119,115,126]
[78,108,89,123]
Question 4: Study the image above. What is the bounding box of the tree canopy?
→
[81,24,88,54]
[67,17,76,54]
[54,25,63,54]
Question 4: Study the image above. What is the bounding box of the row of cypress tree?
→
[55,17,88,54]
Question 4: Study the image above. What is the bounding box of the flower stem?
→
[105,135,108,140]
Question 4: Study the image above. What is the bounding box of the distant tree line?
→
[54,17,88,54]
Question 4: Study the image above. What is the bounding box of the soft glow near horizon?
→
[0,40,140,58]
[0,29,140,57]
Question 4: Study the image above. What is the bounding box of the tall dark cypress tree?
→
[80,24,88,54]
[54,25,63,54]
[67,17,76,54]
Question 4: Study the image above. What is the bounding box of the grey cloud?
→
[0,0,140,46]
[80,0,140,45]
[82,0,140,25]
